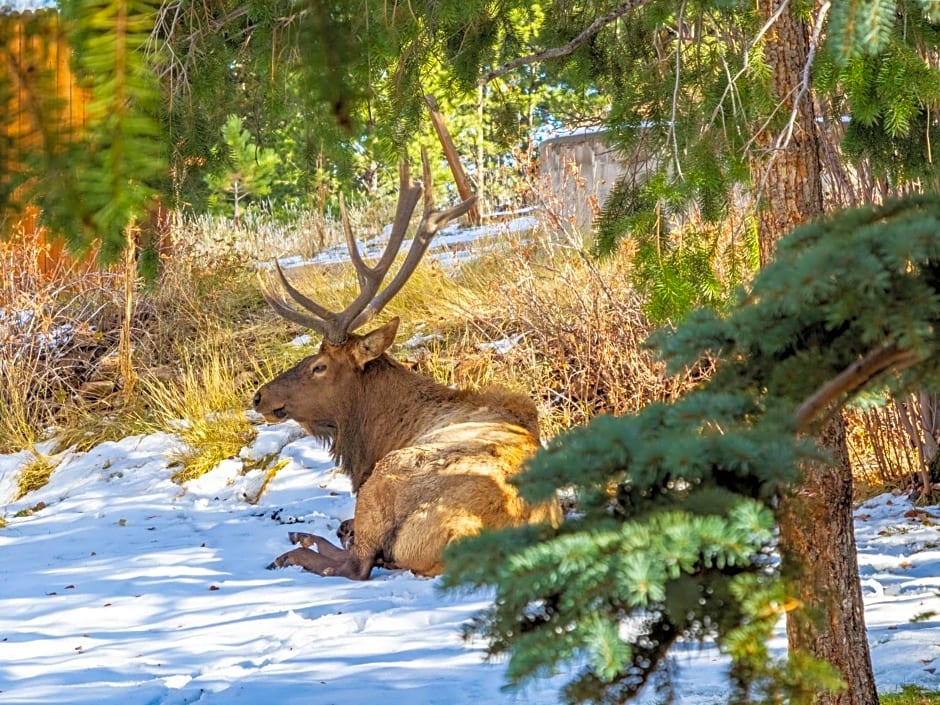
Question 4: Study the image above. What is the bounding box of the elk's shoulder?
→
[445,385,541,441]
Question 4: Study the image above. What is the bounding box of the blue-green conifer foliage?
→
[443,194,940,704]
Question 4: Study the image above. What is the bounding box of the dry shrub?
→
[406,232,702,439]
[137,251,267,367]
[0,235,126,451]
[846,392,939,496]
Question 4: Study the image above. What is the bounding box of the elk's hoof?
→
[267,552,291,569]
[337,519,355,549]
[288,531,315,547]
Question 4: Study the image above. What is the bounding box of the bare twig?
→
[774,1,830,152]
[669,0,688,180]
[794,344,920,431]
[480,0,652,85]
[706,0,791,130]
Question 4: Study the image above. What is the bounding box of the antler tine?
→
[258,261,344,342]
[330,161,423,336]
[337,172,423,292]
[338,192,369,291]
[348,148,477,332]
[373,160,423,276]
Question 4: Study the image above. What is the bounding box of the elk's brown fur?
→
[253,155,560,580]
[254,317,561,579]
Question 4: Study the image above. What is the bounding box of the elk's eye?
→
[311,363,327,374]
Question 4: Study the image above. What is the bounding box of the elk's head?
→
[252,317,399,432]
[253,153,475,433]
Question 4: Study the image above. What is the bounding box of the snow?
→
[267,215,542,272]
[1,419,939,704]
[476,333,527,354]
[2,212,939,702]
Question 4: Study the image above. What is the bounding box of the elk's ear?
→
[352,317,400,368]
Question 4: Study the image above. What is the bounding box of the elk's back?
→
[353,419,561,576]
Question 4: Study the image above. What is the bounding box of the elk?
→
[253,156,561,580]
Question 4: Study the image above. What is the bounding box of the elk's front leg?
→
[267,533,375,579]
[286,531,347,560]
[267,546,345,575]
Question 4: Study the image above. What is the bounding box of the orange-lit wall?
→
[2,9,94,277]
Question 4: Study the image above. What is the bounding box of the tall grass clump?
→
[135,340,263,484]
[15,452,58,499]
[0,233,126,452]
[409,230,705,439]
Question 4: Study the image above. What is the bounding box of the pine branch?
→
[480,0,652,85]
[794,344,920,432]
[55,0,167,262]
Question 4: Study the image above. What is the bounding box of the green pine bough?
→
[442,193,940,704]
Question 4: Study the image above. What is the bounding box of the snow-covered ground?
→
[271,214,542,272]
[2,209,939,702]
[0,418,938,705]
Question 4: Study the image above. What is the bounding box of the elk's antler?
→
[261,149,477,344]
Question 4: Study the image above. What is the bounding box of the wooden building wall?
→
[1,8,94,278]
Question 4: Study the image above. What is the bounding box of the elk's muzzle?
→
[252,388,288,420]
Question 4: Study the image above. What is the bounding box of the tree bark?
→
[754,0,824,265]
[778,417,878,705]
[753,2,878,703]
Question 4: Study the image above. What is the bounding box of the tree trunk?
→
[753,0,824,266]
[777,416,879,704]
[754,2,878,703]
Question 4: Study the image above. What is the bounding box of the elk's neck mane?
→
[331,354,539,493]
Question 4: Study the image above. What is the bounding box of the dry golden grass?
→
[1,204,928,496]
[879,686,940,705]
[168,412,257,484]
[241,457,290,504]
[16,452,57,499]
[132,339,264,483]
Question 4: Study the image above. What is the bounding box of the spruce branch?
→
[794,344,920,432]
[479,0,652,85]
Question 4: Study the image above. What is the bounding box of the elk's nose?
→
[252,390,262,408]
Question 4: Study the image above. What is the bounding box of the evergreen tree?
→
[443,193,940,704]
[0,1,166,267]
[204,114,278,220]
[417,5,936,703]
